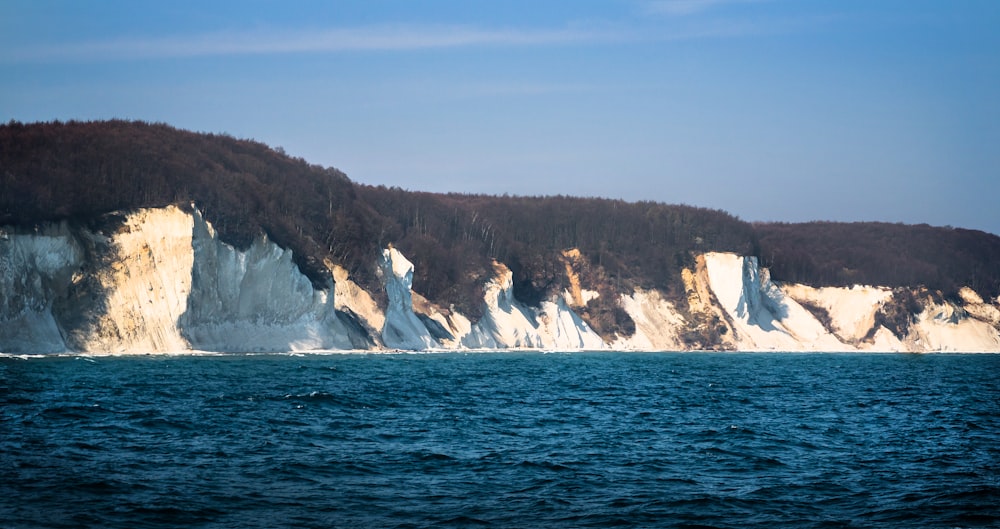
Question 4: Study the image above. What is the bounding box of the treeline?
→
[355,187,757,328]
[757,222,1000,300]
[3,120,998,327]
[0,120,758,328]
[0,119,384,289]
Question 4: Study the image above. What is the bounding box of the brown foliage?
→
[756,222,1000,301]
[7,120,993,334]
[0,119,382,290]
[355,188,759,321]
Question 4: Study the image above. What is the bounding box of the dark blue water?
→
[2,352,999,528]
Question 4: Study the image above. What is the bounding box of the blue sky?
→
[2,1,998,235]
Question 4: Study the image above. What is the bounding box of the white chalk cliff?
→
[2,207,999,354]
[180,208,356,352]
[457,261,605,350]
[378,246,439,350]
[0,223,82,353]
[702,253,852,351]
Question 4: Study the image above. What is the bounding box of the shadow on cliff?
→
[50,214,128,351]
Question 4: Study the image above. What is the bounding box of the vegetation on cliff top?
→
[756,222,1000,301]
[3,120,998,330]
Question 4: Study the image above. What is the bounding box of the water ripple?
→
[2,352,999,528]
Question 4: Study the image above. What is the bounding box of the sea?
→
[1,351,998,529]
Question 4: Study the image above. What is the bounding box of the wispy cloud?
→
[643,0,769,17]
[665,13,839,40]
[2,10,829,64]
[3,24,621,63]
[457,81,602,98]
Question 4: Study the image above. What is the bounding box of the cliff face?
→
[2,206,998,354]
[0,206,356,354]
[0,223,82,353]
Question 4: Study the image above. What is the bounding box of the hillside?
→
[2,119,1000,337]
[0,120,759,325]
[0,119,378,287]
[757,222,1000,301]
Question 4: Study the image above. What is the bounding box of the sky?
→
[2,0,998,235]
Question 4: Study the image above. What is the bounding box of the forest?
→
[756,221,1000,300]
[3,120,999,327]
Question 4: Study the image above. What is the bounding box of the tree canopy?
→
[3,120,998,324]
